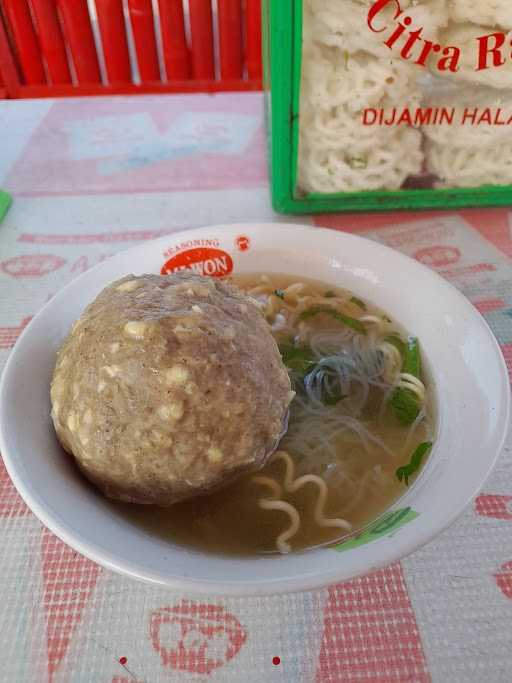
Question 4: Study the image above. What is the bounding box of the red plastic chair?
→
[0,0,262,98]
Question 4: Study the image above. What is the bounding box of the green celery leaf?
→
[396,442,433,485]
[403,336,421,378]
[279,343,316,376]
[390,387,420,426]
[390,336,422,425]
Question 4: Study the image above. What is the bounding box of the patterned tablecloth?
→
[0,93,511,683]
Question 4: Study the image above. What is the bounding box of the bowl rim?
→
[0,222,509,596]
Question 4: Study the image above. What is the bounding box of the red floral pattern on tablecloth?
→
[150,601,247,675]
[41,529,101,681]
[316,564,430,682]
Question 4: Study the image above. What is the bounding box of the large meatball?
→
[50,273,293,506]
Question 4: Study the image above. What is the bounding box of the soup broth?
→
[113,274,435,555]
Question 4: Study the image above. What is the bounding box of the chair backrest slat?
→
[189,0,215,80]
[246,0,262,80]
[30,0,72,85]
[218,0,243,80]
[0,10,21,97]
[158,0,190,80]
[127,0,160,82]
[2,0,46,85]
[95,0,131,84]
[57,0,101,83]
[0,60,6,98]
[0,0,263,98]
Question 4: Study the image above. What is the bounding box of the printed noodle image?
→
[298,9,423,192]
[305,0,447,62]
[433,23,512,90]
[448,0,512,31]
[423,86,512,188]
[297,0,449,194]
[115,274,436,556]
[297,0,512,194]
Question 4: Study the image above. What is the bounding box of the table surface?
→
[1,93,511,683]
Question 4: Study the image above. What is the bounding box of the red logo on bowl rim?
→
[161,247,233,278]
[414,246,461,268]
[150,602,247,674]
[235,235,251,252]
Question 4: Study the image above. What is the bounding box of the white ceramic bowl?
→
[0,224,509,595]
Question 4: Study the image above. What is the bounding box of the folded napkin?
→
[0,191,12,223]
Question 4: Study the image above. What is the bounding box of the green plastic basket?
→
[263,0,512,214]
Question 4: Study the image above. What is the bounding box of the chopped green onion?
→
[350,296,367,310]
[274,289,285,300]
[396,442,433,485]
[403,336,421,378]
[300,306,367,335]
[279,343,316,376]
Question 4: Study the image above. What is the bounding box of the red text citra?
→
[367,0,512,74]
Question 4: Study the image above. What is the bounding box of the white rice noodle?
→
[274,451,352,531]
[252,475,299,554]
[251,476,283,500]
[378,341,402,383]
[403,407,428,453]
[339,469,376,516]
[252,451,352,554]
[398,373,426,403]
[309,327,357,355]
[257,499,301,554]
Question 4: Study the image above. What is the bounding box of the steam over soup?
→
[113,274,435,555]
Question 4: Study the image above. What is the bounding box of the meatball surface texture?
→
[50,272,293,506]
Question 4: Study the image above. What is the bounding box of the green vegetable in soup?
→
[280,341,347,407]
[402,336,421,378]
[390,336,422,425]
[390,388,420,425]
[396,442,433,485]
[274,289,285,300]
[383,334,406,357]
[300,306,367,335]
[279,342,316,376]
[350,296,367,310]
